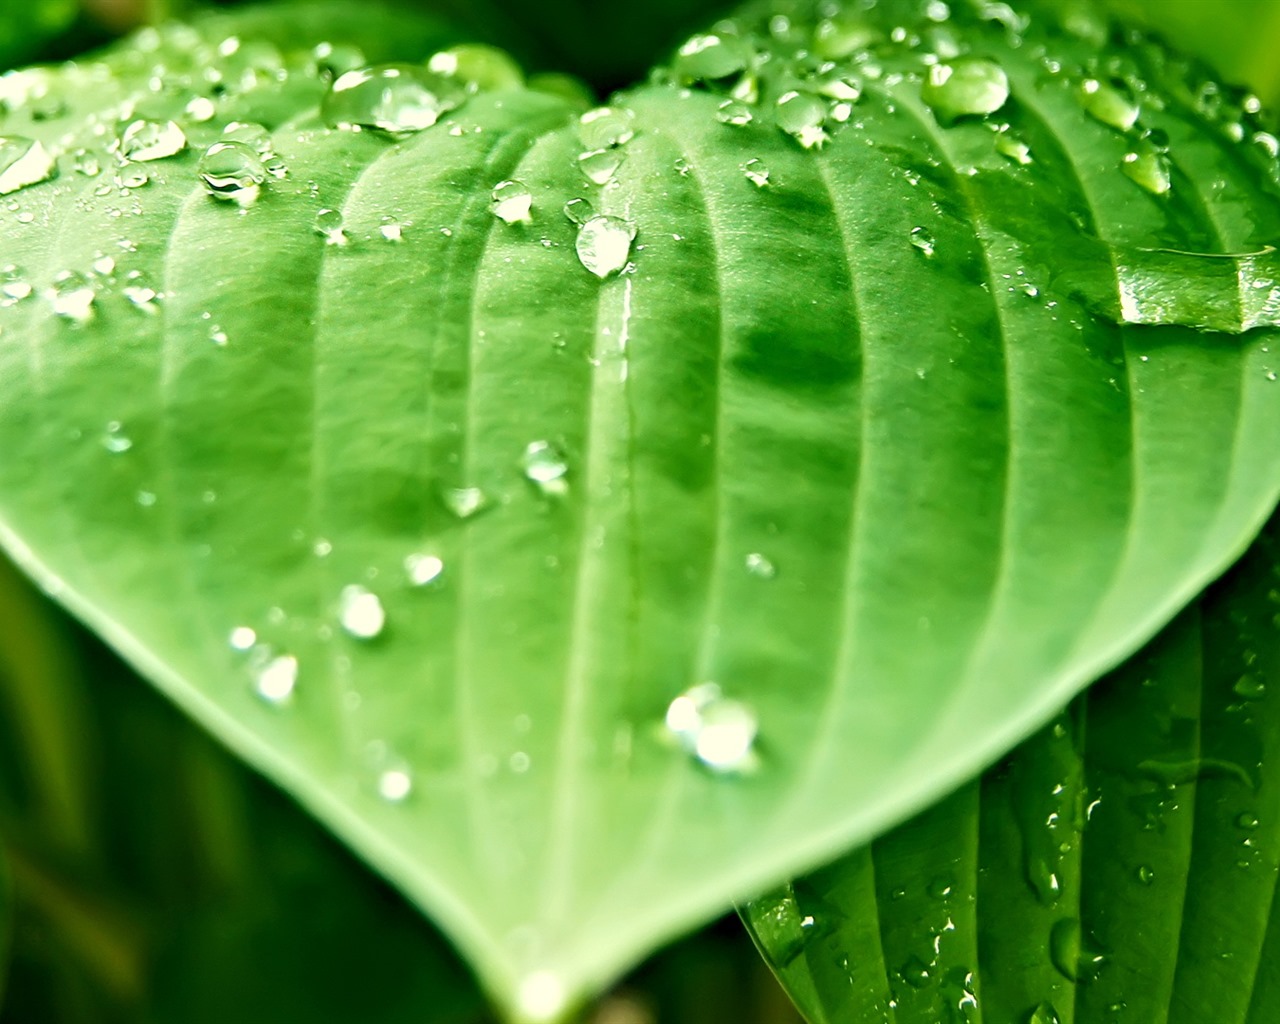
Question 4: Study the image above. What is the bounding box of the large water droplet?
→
[51,270,95,322]
[665,682,759,773]
[339,584,385,639]
[577,106,636,150]
[775,91,828,149]
[577,148,626,185]
[922,58,1009,120]
[199,141,267,203]
[255,654,298,705]
[491,179,533,224]
[426,43,523,92]
[674,33,751,85]
[119,119,187,162]
[575,215,636,279]
[1081,78,1140,132]
[322,64,464,135]
[0,137,55,195]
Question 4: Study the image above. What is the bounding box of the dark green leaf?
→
[0,0,76,71]
[1,1,1279,1017]
[745,512,1280,1024]
[0,840,10,1011]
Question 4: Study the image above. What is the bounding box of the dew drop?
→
[665,682,759,773]
[899,955,931,989]
[577,147,626,185]
[379,218,404,242]
[322,64,465,135]
[51,271,95,322]
[674,33,751,85]
[427,43,523,92]
[1237,812,1261,830]
[1027,1002,1061,1024]
[775,90,828,149]
[1121,141,1171,195]
[199,141,268,204]
[515,971,567,1024]
[442,485,489,519]
[255,654,298,705]
[118,119,187,162]
[577,106,636,150]
[716,100,754,126]
[562,197,595,226]
[229,626,257,651]
[745,552,776,579]
[1135,864,1155,886]
[1049,917,1105,982]
[741,157,770,187]
[209,324,229,346]
[405,552,445,586]
[521,440,569,494]
[339,584,385,639]
[996,130,1033,165]
[0,137,56,195]
[314,207,347,246]
[491,179,533,224]
[1,264,32,304]
[377,767,413,802]
[1081,78,1140,132]
[1234,674,1266,700]
[922,58,1009,120]
[910,226,937,256]
[100,421,132,453]
[575,215,636,279]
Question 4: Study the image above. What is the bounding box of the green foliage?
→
[0,0,77,70]
[2,0,1280,1022]
[745,512,1280,1024]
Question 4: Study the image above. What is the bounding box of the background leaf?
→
[0,0,78,71]
[2,0,1280,1017]
[744,510,1280,1024]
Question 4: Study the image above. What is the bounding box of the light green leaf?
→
[1,0,1279,1018]
[744,512,1280,1024]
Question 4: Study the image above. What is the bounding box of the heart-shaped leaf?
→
[1,0,1279,1017]
[744,511,1280,1024]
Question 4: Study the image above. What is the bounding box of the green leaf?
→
[0,0,76,71]
[1,0,1279,1017]
[744,511,1280,1024]
[0,840,10,1011]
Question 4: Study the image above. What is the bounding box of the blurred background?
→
[0,1,1274,1022]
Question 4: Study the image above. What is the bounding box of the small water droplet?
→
[51,271,95,322]
[996,130,1033,165]
[322,64,465,135]
[1237,812,1261,830]
[377,767,413,802]
[1026,1002,1061,1024]
[575,215,636,279]
[209,324,229,346]
[118,119,187,162]
[578,148,626,185]
[1081,78,1140,132]
[716,100,754,126]
[1234,674,1266,700]
[491,179,533,224]
[255,654,298,704]
[515,971,567,1024]
[741,157,770,187]
[910,226,936,256]
[229,626,257,651]
[521,440,569,494]
[0,137,56,195]
[1121,140,1171,195]
[339,584,385,639]
[775,91,828,149]
[899,954,931,989]
[379,217,403,242]
[665,682,759,773]
[577,106,636,150]
[674,33,751,85]
[1135,864,1155,885]
[405,552,445,586]
[442,485,489,519]
[314,208,347,246]
[745,552,776,579]
[1049,918,1105,982]
[199,141,267,203]
[563,197,595,226]
[1,264,32,304]
[922,58,1009,120]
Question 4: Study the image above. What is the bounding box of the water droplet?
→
[491,179,533,224]
[515,971,567,1023]
[775,91,828,148]
[996,130,1033,165]
[922,58,1009,120]
[209,324,229,346]
[100,422,132,453]
[744,886,811,967]
[716,100,754,126]
[442,485,489,519]
[405,552,444,586]
[379,218,404,242]
[562,197,595,226]
[123,279,160,313]
[51,271,95,322]
[322,64,464,135]
[1135,864,1155,885]
[575,215,636,279]
[899,954,931,989]
[1026,1002,1061,1024]
[255,654,298,705]
[1081,78,1140,132]
[509,750,532,773]
[520,440,569,494]
[741,157,770,187]
[1,264,32,304]
[118,119,187,162]
[910,226,936,256]
[377,767,413,802]
[1049,918,1105,982]
[426,43,523,92]
[1234,674,1266,700]
[339,584,385,639]
[674,33,751,85]
[1121,140,1171,195]
[578,148,626,185]
[745,552,776,579]
[577,106,636,150]
[229,626,257,651]
[813,13,880,59]
[665,682,759,773]
[1237,812,1261,830]
[185,95,217,122]
[91,255,116,277]
[314,208,347,246]
[199,141,267,204]
[0,137,56,195]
